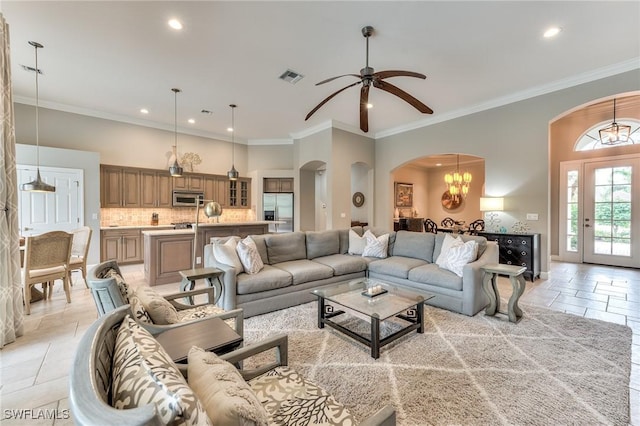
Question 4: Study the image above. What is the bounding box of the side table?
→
[482,263,527,323]
[155,316,242,363]
[179,267,224,305]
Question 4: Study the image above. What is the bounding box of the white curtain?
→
[0,13,24,348]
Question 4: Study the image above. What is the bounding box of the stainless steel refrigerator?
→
[263,193,293,233]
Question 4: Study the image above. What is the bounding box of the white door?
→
[583,157,639,267]
[17,165,84,236]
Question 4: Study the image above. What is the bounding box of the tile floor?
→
[0,261,638,425]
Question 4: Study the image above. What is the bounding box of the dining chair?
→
[441,217,455,227]
[467,219,485,235]
[68,226,92,288]
[424,218,438,233]
[22,230,73,315]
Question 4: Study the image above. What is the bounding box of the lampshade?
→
[169,88,183,177]
[20,41,56,193]
[599,98,631,145]
[480,197,504,212]
[227,104,239,180]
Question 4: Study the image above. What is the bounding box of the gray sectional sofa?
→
[204,227,498,318]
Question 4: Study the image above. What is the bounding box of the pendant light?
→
[20,41,55,193]
[444,154,471,198]
[168,88,184,177]
[599,98,631,145]
[227,104,239,181]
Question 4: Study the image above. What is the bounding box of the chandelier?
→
[599,98,631,145]
[444,154,472,198]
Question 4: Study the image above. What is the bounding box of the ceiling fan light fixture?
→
[599,99,631,145]
[169,88,183,177]
[20,41,55,193]
[227,104,238,181]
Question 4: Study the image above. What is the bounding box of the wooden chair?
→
[424,218,438,233]
[22,231,73,315]
[441,217,455,227]
[467,219,485,235]
[69,226,92,288]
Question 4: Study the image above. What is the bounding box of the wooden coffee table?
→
[312,278,434,359]
[155,316,242,363]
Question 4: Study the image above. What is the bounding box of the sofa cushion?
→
[249,366,356,425]
[212,237,243,276]
[338,229,350,254]
[188,347,268,426]
[112,315,211,425]
[305,230,340,259]
[273,259,334,285]
[408,263,464,291]
[312,254,367,276]
[100,267,130,303]
[348,229,367,255]
[135,286,179,325]
[236,265,292,295]
[392,231,436,262]
[265,232,307,264]
[248,234,269,265]
[362,230,389,258]
[367,256,427,279]
[236,236,264,274]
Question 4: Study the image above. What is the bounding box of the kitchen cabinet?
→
[101,165,142,208]
[229,178,250,208]
[141,170,172,208]
[478,232,540,281]
[204,176,228,207]
[172,174,204,191]
[264,177,293,192]
[101,228,143,264]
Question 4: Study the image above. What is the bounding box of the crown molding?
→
[247,138,293,145]
[375,58,640,139]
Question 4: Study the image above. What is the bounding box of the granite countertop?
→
[100,225,174,230]
[139,221,279,236]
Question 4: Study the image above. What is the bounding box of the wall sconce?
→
[480,197,504,232]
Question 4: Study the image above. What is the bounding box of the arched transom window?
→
[575,119,640,151]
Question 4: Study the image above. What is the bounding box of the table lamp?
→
[479,197,504,232]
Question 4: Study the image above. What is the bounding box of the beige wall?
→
[375,69,640,277]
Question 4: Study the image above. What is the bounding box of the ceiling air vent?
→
[20,64,43,74]
[279,69,304,84]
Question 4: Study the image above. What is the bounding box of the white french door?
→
[17,165,84,236]
[559,155,640,268]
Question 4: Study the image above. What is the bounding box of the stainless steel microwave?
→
[172,191,204,207]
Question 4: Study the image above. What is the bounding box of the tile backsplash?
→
[101,207,254,227]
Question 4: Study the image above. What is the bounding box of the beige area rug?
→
[242,302,632,425]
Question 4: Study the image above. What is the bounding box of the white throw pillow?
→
[436,233,463,268]
[212,236,243,276]
[441,240,478,277]
[348,229,367,255]
[362,230,389,258]
[236,236,264,274]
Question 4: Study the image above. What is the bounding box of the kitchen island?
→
[142,221,270,286]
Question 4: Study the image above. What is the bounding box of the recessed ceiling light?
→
[168,19,183,30]
[543,27,561,38]
[227,127,233,132]
[188,118,195,124]
[140,108,149,114]
[435,163,442,167]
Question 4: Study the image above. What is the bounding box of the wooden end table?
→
[155,316,242,363]
[179,267,223,305]
[482,263,527,323]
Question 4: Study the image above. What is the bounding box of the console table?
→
[478,232,540,281]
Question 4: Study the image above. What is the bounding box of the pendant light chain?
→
[169,88,183,177]
[227,104,239,180]
[34,42,40,168]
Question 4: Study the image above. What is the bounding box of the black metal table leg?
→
[371,314,380,359]
[317,296,325,329]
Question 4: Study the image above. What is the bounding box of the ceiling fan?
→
[305,26,433,133]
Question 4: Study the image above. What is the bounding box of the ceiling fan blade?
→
[360,85,370,132]
[316,74,362,86]
[373,80,433,114]
[374,70,426,80]
[305,81,361,121]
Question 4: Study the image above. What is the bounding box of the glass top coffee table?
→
[312,278,434,359]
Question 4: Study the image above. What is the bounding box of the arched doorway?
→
[299,160,327,231]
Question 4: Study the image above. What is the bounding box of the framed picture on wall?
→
[394,182,413,207]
